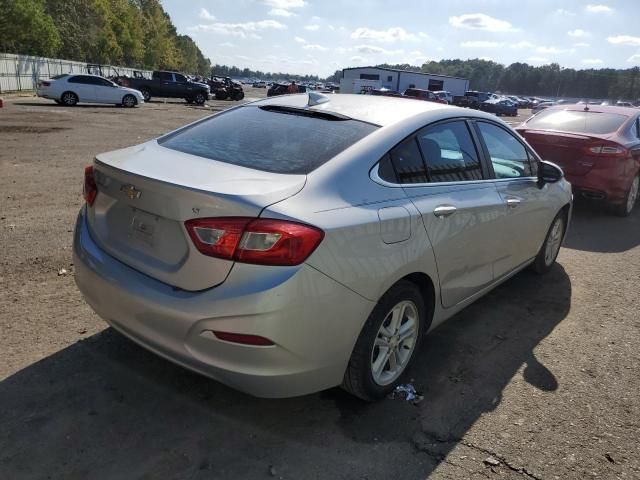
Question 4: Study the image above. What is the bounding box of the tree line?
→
[211,64,321,82]
[0,0,211,75]
[326,59,640,100]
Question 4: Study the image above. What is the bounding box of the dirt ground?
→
[1,90,639,480]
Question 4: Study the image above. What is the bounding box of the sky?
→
[163,0,640,77]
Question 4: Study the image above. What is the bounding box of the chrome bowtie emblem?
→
[121,184,141,199]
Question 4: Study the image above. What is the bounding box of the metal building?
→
[340,67,469,96]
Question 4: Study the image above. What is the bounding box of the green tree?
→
[0,0,61,56]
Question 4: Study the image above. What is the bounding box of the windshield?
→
[158,105,378,174]
[527,109,629,134]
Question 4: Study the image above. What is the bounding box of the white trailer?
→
[340,67,469,96]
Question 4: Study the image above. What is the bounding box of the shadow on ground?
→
[563,199,640,253]
[0,262,571,479]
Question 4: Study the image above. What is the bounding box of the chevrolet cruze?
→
[74,93,572,400]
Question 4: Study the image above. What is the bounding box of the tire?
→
[61,91,78,106]
[122,94,136,108]
[612,175,639,217]
[215,90,227,100]
[342,280,426,401]
[194,92,206,105]
[531,211,566,274]
[140,88,151,102]
[233,91,244,101]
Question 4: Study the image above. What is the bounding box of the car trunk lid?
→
[87,141,306,291]
[517,129,612,176]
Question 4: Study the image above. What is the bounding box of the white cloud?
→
[262,0,306,8]
[189,19,286,38]
[586,4,613,13]
[350,26,422,43]
[310,16,322,21]
[354,44,403,55]
[304,24,320,31]
[573,42,590,48]
[449,13,518,32]
[268,8,295,17]
[303,44,328,51]
[294,36,306,43]
[335,47,349,54]
[328,25,335,31]
[460,40,503,48]
[582,58,603,65]
[628,54,640,63]
[199,8,215,21]
[608,35,640,46]
[511,41,535,49]
[536,46,574,54]
[419,32,429,39]
[219,42,235,47]
[235,55,251,61]
[350,55,367,63]
[528,57,550,63]
[568,29,590,38]
[555,8,575,16]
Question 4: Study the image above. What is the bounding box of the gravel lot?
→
[1,91,639,480]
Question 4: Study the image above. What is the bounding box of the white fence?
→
[0,53,153,93]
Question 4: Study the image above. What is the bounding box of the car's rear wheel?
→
[140,88,151,102]
[194,92,206,105]
[342,280,426,401]
[612,175,639,217]
[532,211,566,274]
[61,91,78,106]
[122,94,137,108]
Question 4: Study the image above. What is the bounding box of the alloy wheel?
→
[544,217,564,266]
[371,300,419,386]
[626,176,639,215]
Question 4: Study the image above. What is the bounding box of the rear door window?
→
[68,76,92,84]
[477,122,534,178]
[387,138,428,183]
[526,109,629,134]
[417,121,483,182]
[158,106,378,174]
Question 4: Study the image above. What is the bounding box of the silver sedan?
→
[73,92,572,400]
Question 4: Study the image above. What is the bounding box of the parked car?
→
[74,93,572,400]
[208,76,245,101]
[480,98,518,116]
[253,81,267,88]
[267,83,308,96]
[452,90,491,109]
[433,90,453,104]
[532,101,554,114]
[616,101,635,108]
[36,73,144,107]
[122,70,210,104]
[517,105,640,216]
[403,88,447,104]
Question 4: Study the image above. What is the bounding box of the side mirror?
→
[538,160,564,188]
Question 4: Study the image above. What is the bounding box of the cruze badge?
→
[121,184,141,199]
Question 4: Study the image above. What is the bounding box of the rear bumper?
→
[566,169,629,204]
[73,207,373,397]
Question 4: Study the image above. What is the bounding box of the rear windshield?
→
[158,105,378,174]
[527,109,628,134]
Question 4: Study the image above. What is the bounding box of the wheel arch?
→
[384,272,436,334]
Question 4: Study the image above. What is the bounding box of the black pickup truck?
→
[119,70,211,105]
[452,91,492,109]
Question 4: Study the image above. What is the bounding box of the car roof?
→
[545,104,638,116]
[249,93,458,126]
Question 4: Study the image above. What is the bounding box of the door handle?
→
[433,205,457,218]
[506,198,521,209]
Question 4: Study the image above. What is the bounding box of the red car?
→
[517,105,640,216]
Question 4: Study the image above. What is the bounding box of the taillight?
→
[39,81,50,87]
[184,217,324,266]
[83,165,98,206]
[588,145,628,156]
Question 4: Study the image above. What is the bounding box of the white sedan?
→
[36,74,144,107]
